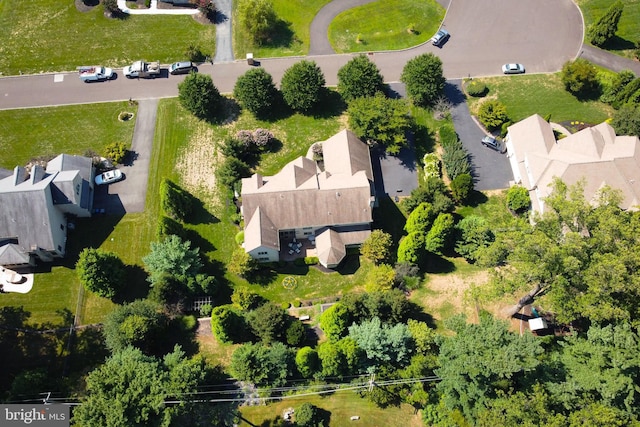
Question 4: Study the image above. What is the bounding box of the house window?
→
[259,257,269,261]
[257,251,268,255]
[60,224,65,231]
[75,184,80,195]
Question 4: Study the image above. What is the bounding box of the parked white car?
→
[95,169,123,185]
[502,63,525,74]
[78,66,115,82]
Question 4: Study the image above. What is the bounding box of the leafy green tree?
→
[142,235,203,285]
[455,215,494,262]
[160,178,193,221]
[441,145,471,181]
[340,289,412,325]
[178,73,222,119]
[216,157,251,189]
[227,247,259,279]
[102,300,168,354]
[230,342,295,387]
[407,319,437,354]
[295,402,320,427]
[401,176,453,215]
[400,53,446,107]
[477,100,509,131]
[319,303,350,342]
[404,202,436,234]
[360,229,394,265]
[506,185,530,213]
[233,68,279,118]
[72,346,208,427]
[295,346,320,378]
[247,302,289,344]
[364,264,396,293]
[231,288,265,310]
[280,60,325,113]
[397,232,425,265]
[450,173,473,203]
[561,58,600,98]
[348,317,413,372]
[286,320,306,347]
[555,323,640,414]
[425,213,455,255]
[435,314,543,423]
[337,55,385,103]
[317,337,361,378]
[76,248,126,298]
[588,1,624,47]
[210,305,247,343]
[237,0,278,45]
[612,103,640,137]
[347,93,412,154]
[157,215,186,240]
[600,69,635,104]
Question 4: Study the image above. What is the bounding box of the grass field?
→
[328,0,444,53]
[577,0,640,58]
[233,0,330,58]
[465,73,614,125]
[0,0,215,75]
[238,392,424,427]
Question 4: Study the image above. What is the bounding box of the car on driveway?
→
[169,61,196,75]
[502,63,525,74]
[431,29,450,47]
[481,136,506,153]
[95,169,123,185]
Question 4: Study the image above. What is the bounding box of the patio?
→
[279,237,316,262]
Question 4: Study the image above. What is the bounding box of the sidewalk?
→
[116,0,198,15]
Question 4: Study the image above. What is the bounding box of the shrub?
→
[613,78,640,108]
[281,302,291,309]
[252,129,274,149]
[293,258,306,266]
[160,179,193,222]
[292,300,302,308]
[587,0,624,47]
[466,80,488,97]
[423,153,441,178]
[304,256,319,265]
[179,315,198,331]
[103,141,128,164]
[600,70,635,105]
[506,185,531,213]
[439,125,459,148]
[237,0,278,45]
[199,303,213,317]
[612,103,640,137]
[157,215,186,240]
[450,173,473,203]
[228,247,259,279]
[560,58,600,99]
[477,100,509,131]
[441,146,470,181]
[235,231,245,245]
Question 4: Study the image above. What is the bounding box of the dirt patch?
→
[175,121,220,207]
[422,271,489,322]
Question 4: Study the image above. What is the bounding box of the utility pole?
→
[368,373,376,392]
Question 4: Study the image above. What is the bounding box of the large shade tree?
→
[76,248,126,298]
[280,60,325,113]
[337,55,385,103]
[233,68,279,118]
[178,73,222,119]
[400,53,446,107]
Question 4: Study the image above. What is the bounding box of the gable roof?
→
[507,115,640,212]
[242,130,374,256]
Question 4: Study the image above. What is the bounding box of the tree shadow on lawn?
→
[264,19,295,49]
[600,35,637,51]
[312,89,347,120]
[114,264,150,303]
[412,122,436,164]
[186,194,220,226]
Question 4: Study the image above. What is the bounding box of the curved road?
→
[0,0,583,110]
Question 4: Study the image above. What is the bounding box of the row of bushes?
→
[439,125,471,182]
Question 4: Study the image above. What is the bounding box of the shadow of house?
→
[0,155,95,268]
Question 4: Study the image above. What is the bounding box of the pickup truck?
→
[123,60,161,79]
[78,66,115,82]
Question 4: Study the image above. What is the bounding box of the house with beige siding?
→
[241,130,375,268]
[504,114,640,214]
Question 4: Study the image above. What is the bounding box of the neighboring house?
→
[0,154,94,267]
[504,114,640,214]
[241,130,376,268]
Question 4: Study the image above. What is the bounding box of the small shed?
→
[528,317,548,331]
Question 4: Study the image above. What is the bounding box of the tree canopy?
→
[400,53,446,107]
[230,342,294,387]
[142,235,203,285]
[233,68,280,118]
[102,300,169,354]
[360,229,394,265]
[588,1,624,47]
[237,0,278,45]
[178,73,222,119]
[280,60,325,113]
[337,55,385,103]
[76,248,126,298]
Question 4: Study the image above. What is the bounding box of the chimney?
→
[12,166,27,186]
[30,165,46,184]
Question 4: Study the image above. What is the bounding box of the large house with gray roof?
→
[241,130,376,268]
[0,154,94,267]
[504,114,640,214]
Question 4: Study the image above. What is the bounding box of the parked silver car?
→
[481,136,506,153]
[502,63,525,74]
[95,169,123,185]
[431,29,450,47]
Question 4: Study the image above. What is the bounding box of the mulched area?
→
[75,0,99,12]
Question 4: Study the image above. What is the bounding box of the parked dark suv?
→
[169,61,196,75]
[481,136,506,153]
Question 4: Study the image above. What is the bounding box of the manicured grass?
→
[328,0,444,53]
[465,73,614,125]
[0,102,137,169]
[577,0,640,58]
[238,392,423,427]
[233,0,330,58]
[0,0,215,75]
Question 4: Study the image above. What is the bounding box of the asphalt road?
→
[0,0,583,110]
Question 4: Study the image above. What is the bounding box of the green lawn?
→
[577,0,640,58]
[233,0,331,58]
[465,73,614,125]
[0,102,137,169]
[238,392,424,427]
[328,0,444,53]
[0,0,215,75]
